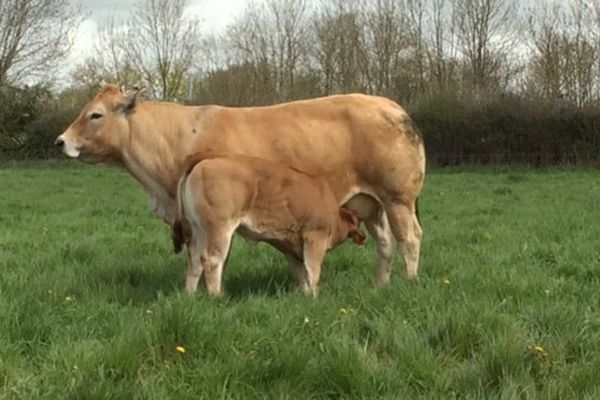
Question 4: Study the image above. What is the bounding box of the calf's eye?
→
[90,112,103,120]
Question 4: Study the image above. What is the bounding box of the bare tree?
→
[312,0,367,94]
[0,0,83,85]
[425,0,458,89]
[405,0,427,92]
[528,0,598,106]
[88,0,199,100]
[129,0,199,99]
[454,0,521,94]
[527,4,564,101]
[268,0,310,97]
[363,0,408,96]
[72,17,144,92]
[226,3,277,103]
[227,0,310,101]
[568,0,597,106]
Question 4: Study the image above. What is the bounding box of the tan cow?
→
[55,84,425,285]
[171,153,366,297]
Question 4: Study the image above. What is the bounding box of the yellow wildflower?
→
[339,308,348,316]
[442,278,451,285]
[533,345,548,359]
[176,346,186,354]
[65,296,74,302]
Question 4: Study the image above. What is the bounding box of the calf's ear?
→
[350,227,367,246]
[340,207,366,245]
[339,207,358,224]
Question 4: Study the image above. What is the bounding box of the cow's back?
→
[185,94,423,202]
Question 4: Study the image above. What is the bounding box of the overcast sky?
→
[65,0,250,74]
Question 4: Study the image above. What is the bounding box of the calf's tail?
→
[172,152,223,253]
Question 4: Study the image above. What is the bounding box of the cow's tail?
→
[415,197,421,227]
[171,173,188,254]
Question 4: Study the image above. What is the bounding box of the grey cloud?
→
[76,0,133,23]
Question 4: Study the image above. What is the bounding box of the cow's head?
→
[54,84,143,164]
[339,207,366,245]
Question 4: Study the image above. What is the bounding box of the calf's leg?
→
[186,234,205,295]
[201,228,235,297]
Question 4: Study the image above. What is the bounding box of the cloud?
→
[62,0,250,79]
[76,0,131,23]
[187,0,250,32]
[75,0,249,29]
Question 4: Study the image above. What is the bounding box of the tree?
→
[528,0,598,106]
[226,0,310,101]
[86,0,199,100]
[0,0,83,85]
[425,0,458,90]
[362,0,409,96]
[312,0,367,94]
[454,0,521,94]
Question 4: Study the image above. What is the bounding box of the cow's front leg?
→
[285,253,310,293]
[302,234,328,297]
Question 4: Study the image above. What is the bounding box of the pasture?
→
[1,162,600,399]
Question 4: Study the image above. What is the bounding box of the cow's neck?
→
[119,103,184,224]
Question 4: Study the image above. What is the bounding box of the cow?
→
[55,84,425,285]
[171,153,367,297]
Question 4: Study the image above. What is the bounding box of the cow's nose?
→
[54,138,65,148]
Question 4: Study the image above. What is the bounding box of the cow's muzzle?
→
[54,135,81,158]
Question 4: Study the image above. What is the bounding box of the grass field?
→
[1,162,600,399]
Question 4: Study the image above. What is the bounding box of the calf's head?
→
[339,207,366,245]
[54,84,142,164]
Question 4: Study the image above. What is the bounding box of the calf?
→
[172,154,366,297]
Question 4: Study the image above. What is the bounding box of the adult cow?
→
[55,84,425,284]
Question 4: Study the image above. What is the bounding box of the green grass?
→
[1,162,600,399]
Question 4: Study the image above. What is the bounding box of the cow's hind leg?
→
[384,201,422,279]
[364,207,396,286]
[201,228,235,297]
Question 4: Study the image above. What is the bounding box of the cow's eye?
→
[90,112,103,120]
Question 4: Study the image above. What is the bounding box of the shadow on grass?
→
[224,264,296,299]
[86,256,298,303]
[87,259,183,305]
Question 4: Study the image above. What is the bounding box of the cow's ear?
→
[117,88,144,114]
[98,83,120,97]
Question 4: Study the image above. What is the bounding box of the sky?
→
[65,0,250,75]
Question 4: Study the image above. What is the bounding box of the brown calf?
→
[172,154,366,297]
